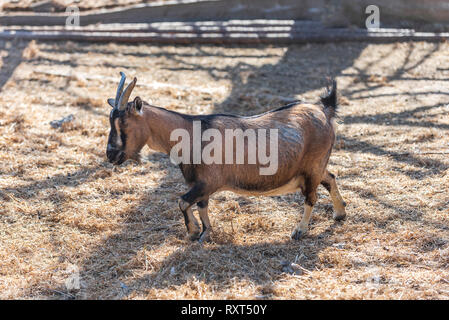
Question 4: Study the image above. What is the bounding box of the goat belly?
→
[222,176,303,197]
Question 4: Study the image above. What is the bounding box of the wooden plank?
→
[1,20,325,34]
[1,28,447,44]
[2,0,448,31]
[0,0,323,26]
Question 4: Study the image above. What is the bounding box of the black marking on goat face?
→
[106,109,128,164]
[321,181,331,192]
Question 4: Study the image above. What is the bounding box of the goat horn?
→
[114,72,126,109]
[118,77,137,111]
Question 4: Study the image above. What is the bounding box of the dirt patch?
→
[0,39,448,299]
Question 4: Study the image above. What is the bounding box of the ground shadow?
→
[0,40,27,92]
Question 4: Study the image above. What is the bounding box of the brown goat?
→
[106,72,346,242]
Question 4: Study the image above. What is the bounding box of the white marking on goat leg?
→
[186,207,200,241]
[329,180,346,220]
[178,199,200,240]
[198,205,212,243]
[291,204,313,240]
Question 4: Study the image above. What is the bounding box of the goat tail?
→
[321,79,338,119]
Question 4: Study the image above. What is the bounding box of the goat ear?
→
[133,96,143,114]
[107,98,116,108]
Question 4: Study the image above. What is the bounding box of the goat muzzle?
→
[106,146,125,164]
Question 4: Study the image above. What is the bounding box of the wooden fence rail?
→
[1,21,448,44]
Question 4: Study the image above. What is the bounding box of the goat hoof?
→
[198,231,211,244]
[291,228,306,240]
[187,231,201,241]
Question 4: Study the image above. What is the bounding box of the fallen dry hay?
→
[1,0,163,12]
[0,40,448,299]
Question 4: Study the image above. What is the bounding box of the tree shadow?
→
[342,102,449,130]
[339,133,447,179]
[341,42,446,98]
[0,40,27,92]
[342,184,449,233]
[0,163,106,206]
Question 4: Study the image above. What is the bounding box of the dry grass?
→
[0,39,448,299]
[2,0,169,12]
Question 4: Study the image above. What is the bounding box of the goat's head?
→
[106,72,148,165]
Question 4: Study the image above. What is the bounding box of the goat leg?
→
[197,199,212,243]
[179,183,209,241]
[292,176,319,240]
[321,170,347,221]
